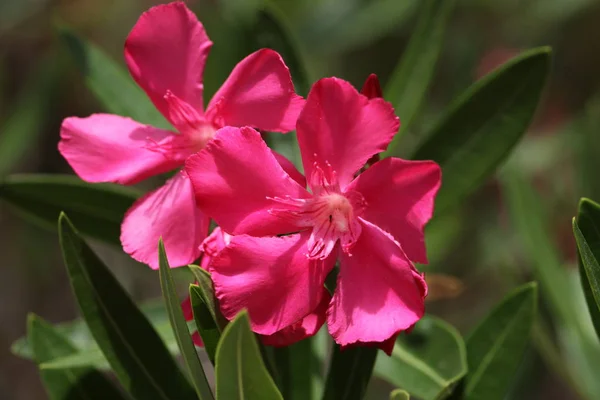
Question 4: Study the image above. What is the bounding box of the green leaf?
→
[413,47,551,214]
[464,283,538,400]
[390,389,411,400]
[271,339,317,400]
[58,213,196,400]
[0,174,139,246]
[0,52,61,177]
[28,314,127,400]
[383,0,455,149]
[574,198,600,339]
[189,265,228,330]
[215,311,283,400]
[58,26,169,129]
[13,300,176,364]
[374,315,467,400]
[158,241,213,400]
[190,284,221,364]
[322,345,378,400]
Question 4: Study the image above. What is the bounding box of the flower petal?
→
[328,218,427,346]
[205,49,304,132]
[121,171,209,269]
[261,289,330,347]
[59,114,180,185]
[271,150,307,188]
[360,73,383,99]
[125,2,212,119]
[209,232,335,335]
[346,157,441,264]
[185,126,310,236]
[297,77,399,189]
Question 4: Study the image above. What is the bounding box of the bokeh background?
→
[2,0,600,398]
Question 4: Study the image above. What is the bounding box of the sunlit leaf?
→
[215,311,282,400]
[463,283,537,400]
[374,315,467,400]
[28,314,125,400]
[159,242,213,400]
[390,389,411,400]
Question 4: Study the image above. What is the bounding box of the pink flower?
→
[58,2,304,268]
[182,227,328,347]
[185,77,441,351]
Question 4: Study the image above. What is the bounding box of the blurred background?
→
[1,0,600,398]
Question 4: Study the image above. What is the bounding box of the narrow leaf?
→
[58,26,169,129]
[384,0,455,149]
[464,283,538,400]
[58,213,196,400]
[159,241,214,400]
[390,389,411,400]
[272,340,316,400]
[28,314,127,400]
[574,198,600,339]
[190,284,221,364]
[0,174,139,246]
[322,345,378,400]
[189,265,228,330]
[414,47,551,214]
[215,311,283,400]
[374,315,467,400]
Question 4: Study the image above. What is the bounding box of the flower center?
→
[268,163,365,260]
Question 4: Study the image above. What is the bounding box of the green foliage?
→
[189,284,222,365]
[574,198,600,339]
[463,283,538,400]
[215,311,283,400]
[58,213,196,400]
[384,0,455,147]
[389,389,410,400]
[58,26,169,129]
[158,242,214,400]
[374,315,467,400]
[28,314,126,400]
[0,52,61,177]
[12,300,177,368]
[271,339,317,400]
[322,345,378,400]
[414,47,551,214]
[0,174,139,246]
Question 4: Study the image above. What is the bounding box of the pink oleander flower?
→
[58,2,303,268]
[185,77,441,352]
[182,227,329,347]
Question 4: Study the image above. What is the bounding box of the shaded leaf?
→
[58,213,196,400]
[28,314,126,400]
[58,26,169,129]
[159,242,213,400]
[0,174,139,246]
[322,345,378,400]
[414,47,551,214]
[190,284,221,364]
[271,339,317,400]
[574,198,600,339]
[464,283,537,400]
[384,0,455,148]
[215,311,282,400]
[374,315,467,400]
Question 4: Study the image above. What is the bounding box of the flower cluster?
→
[59,2,441,353]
